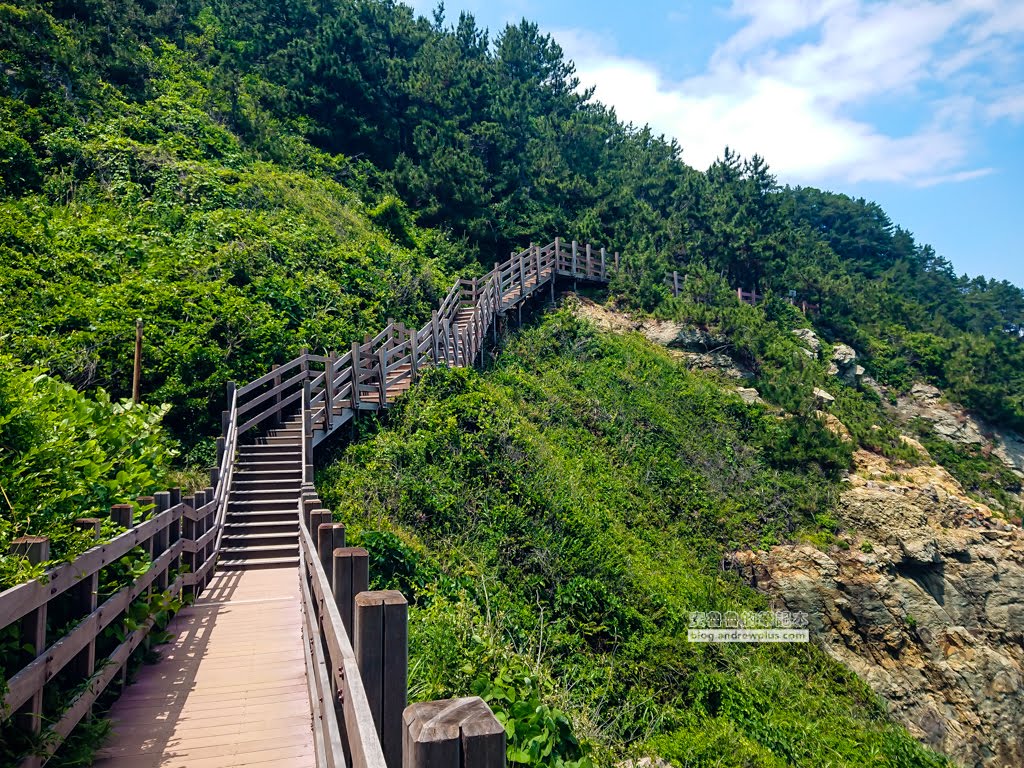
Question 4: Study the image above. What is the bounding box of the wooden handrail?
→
[1,237,616,768]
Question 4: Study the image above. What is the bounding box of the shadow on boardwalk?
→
[92,568,315,768]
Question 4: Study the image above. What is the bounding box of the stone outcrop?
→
[892,384,1024,479]
[729,448,1024,767]
[570,296,751,379]
[828,342,865,385]
[792,327,822,358]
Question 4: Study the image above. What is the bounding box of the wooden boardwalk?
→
[93,568,315,768]
[1,237,613,768]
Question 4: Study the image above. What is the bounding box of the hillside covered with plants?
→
[318,308,950,766]
[1,0,1022,766]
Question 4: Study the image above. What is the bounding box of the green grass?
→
[317,309,949,767]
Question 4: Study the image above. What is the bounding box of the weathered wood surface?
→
[2,236,612,768]
[93,568,315,768]
[402,697,505,768]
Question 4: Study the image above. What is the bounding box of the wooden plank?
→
[93,570,313,768]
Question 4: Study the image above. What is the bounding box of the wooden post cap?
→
[403,696,505,768]
[355,589,406,608]
[110,504,135,528]
[9,536,50,564]
[75,518,103,537]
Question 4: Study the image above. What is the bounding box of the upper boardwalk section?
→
[232,238,618,458]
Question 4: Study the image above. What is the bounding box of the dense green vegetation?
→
[319,311,948,766]
[0,354,174,588]
[1,0,1021,437]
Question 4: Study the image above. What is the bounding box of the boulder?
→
[830,343,863,386]
[736,387,765,405]
[813,387,836,405]
[792,327,822,357]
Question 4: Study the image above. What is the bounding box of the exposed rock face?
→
[569,296,750,379]
[736,386,766,405]
[829,343,865,385]
[892,384,1024,479]
[793,327,822,358]
[816,410,852,442]
[729,450,1024,767]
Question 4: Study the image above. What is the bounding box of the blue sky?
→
[407,0,1024,287]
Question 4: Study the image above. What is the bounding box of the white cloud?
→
[556,0,1024,186]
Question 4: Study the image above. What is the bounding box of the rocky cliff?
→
[569,296,1024,766]
[730,448,1024,767]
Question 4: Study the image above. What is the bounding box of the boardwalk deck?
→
[1,237,610,768]
[93,568,315,768]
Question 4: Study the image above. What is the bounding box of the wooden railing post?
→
[9,535,49,756]
[517,250,526,300]
[136,496,156,588]
[430,311,440,364]
[551,239,560,300]
[571,240,578,290]
[303,379,314,483]
[312,513,338,576]
[70,520,101,706]
[585,243,593,277]
[331,547,369,640]
[355,590,408,768]
[673,271,680,297]
[225,380,236,428]
[153,492,172,590]
[181,495,196,599]
[326,352,336,431]
[352,341,362,409]
[201,487,215,591]
[272,363,282,426]
[600,247,607,279]
[302,494,323,533]
[402,697,505,768]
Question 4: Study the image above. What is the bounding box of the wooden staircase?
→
[222,238,616,566]
[219,416,304,570]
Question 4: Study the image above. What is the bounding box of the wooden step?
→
[227,505,299,522]
[221,531,298,547]
[232,478,302,491]
[234,468,303,480]
[239,444,301,455]
[217,556,299,571]
[228,493,299,505]
[220,543,298,559]
[224,520,299,534]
